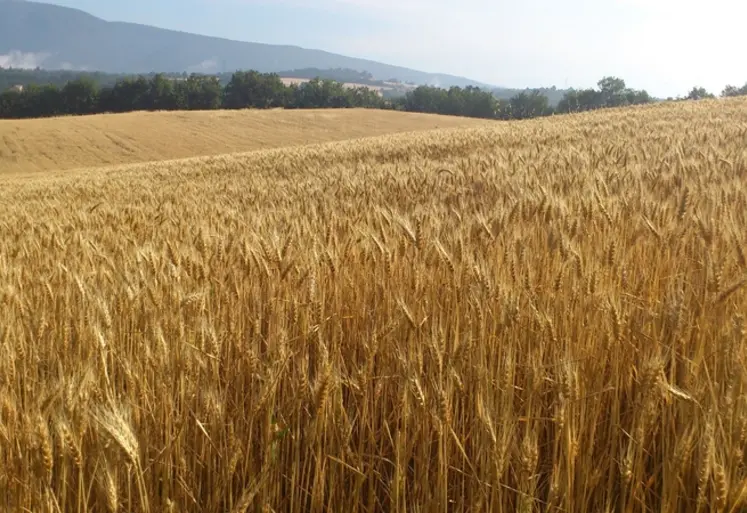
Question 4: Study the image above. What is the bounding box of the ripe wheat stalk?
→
[1,98,747,512]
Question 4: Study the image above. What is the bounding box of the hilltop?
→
[0,108,492,174]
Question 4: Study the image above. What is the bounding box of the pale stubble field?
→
[0,108,490,175]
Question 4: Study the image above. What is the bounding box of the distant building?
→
[8,84,24,93]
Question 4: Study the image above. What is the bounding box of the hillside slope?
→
[2,97,747,513]
[0,108,493,174]
[0,0,490,88]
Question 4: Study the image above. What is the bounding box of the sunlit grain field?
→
[2,99,747,513]
[0,108,489,175]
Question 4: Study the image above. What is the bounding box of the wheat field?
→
[0,108,489,175]
[2,99,747,513]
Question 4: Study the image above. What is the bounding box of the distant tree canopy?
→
[556,77,652,113]
[224,71,286,109]
[3,67,747,122]
[492,86,567,107]
[685,87,716,101]
[505,90,553,120]
[721,83,747,97]
[400,86,500,119]
[0,71,388,119]
[0,67,187,92]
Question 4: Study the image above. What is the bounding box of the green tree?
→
[184,75,222,110]
[292,78,352,109]
[444,86,466,116]
[597,76,628,107]
[403,86,448,114]
[61,77,98,115]
[685,87,715,100]
[495,98,512,119]
[721,84,747,97]
[461,86,500,119]
[558,78,651,114]
[508,90,552,119]
[557,89,601,113]
[147,74,178,110]
[577,88,603,110]
[224,71,285,109]
[0,91,18,118]
[101,76,150,112]
[347,87,385,109]
[625,88,652,105]
[34,84,64,117]
[8,84,64,118]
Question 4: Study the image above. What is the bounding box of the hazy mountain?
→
[0,0,494,89]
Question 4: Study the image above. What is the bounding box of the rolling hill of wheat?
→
[0,108,490,175]
[2,99,747,513]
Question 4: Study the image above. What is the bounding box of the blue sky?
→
[48,0,746,97]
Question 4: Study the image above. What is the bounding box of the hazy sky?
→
[49,0,745,97]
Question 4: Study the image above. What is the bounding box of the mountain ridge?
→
[0,0,496,89]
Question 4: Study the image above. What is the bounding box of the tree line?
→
[0,72,390,119]
[0,67,383,92]
[0,68,194,93]
[2,69,746,121]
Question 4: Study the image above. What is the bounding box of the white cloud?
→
[0,50,50,69]
[59,62,91,71]
[187,58,220,73]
